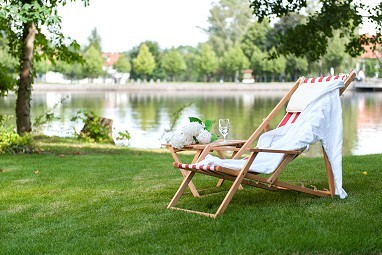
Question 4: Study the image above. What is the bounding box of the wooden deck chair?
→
[167,70,356,218]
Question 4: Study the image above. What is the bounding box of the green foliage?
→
[34,58,51,75]
[116,130,131,141]
[0,0,89,134]
[250,45,267,78]
[321,31,347,73]
[0,0,88,67]
[113,54,131,73]
[83,45,104,79]
[285,55,308,81]
[221,45,250,81]
[0,64,17,96]
[195,44,218,82]
[188,116,218,141]
[266,50,286,75]
[86,27,102,52]
[161,48,187,81]
[164,103,193,135]
[52,60,85,81]
[0,114,36,154]
[206,0,253,56]
[176,46,199,82]
[128,40,165,80]
[249,0,382,60]
[241,19,271,59]
[0,36,17,94]
[71,110,114,143]
[132,44,156,78]
[33,96,68,132]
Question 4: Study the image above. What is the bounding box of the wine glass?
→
[219,119,230,143]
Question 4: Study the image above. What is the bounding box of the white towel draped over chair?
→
[196,79,347,199]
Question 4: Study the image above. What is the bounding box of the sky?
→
[59,0,215,53]
[59,0,381,53]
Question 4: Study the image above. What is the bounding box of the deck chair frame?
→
[164,140,247,196]
[167,70,356,218]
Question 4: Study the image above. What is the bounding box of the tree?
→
[265,13,306,53]
[176,45,199,82]
[285,55,308,81]
[249,46,286,82]
[34,59,51,75]
[161,48,187,81]
[132,44,156,79]
[267,53,286,82]
[240,19,271,59]
[205,0,253,57]
[0,36,18,94]
[321,32,347,74]
[195,44,218,82]
[83,45,104,80]
[113,54,131,73]
[249,45,267,80]
[53,60,84,82]
[86,27,102,52]
[129,41,164,80]
[221,45,250,81]
[0,0,88,134]
[249,0,382,60]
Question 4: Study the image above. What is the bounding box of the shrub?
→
[0,114,36,154]
[71,110,114,143]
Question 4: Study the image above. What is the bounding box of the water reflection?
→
[1,90,381,155]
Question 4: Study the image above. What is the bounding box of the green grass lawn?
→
[1,137,381,254]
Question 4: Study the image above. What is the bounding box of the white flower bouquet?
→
[168,117,218,149]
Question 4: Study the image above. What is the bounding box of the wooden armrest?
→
[163,140,248,153]
[191,140,247,149]
[209,146,249,152]
[249,148,303,155]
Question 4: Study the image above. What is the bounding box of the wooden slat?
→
[167,171,196,208]
[272,179,331,197]
[322,146,335,197]
[340,70,356,95]
[169,207,217,218]
[249,148,303,155]
[266,154,295,184]
[214,151,258,216]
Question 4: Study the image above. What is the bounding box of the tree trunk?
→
[16,23,37,135]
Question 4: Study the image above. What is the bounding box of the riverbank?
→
[33,82,296,92]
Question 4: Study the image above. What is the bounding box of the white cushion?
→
[286,80,342,112]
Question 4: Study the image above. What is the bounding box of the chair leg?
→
[169,147,200,197]
[214,173,245,217]
[322,146,335,197]
[168,171,196,208]
[214,152,256,217]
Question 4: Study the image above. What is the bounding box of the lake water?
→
[1,89,382,156]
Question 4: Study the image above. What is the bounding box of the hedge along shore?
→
[32,82,297,92]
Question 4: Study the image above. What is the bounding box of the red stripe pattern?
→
[280,74,348,127]
[303,74,346,84]
[278,112,301,127]
[174,162,216,171]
